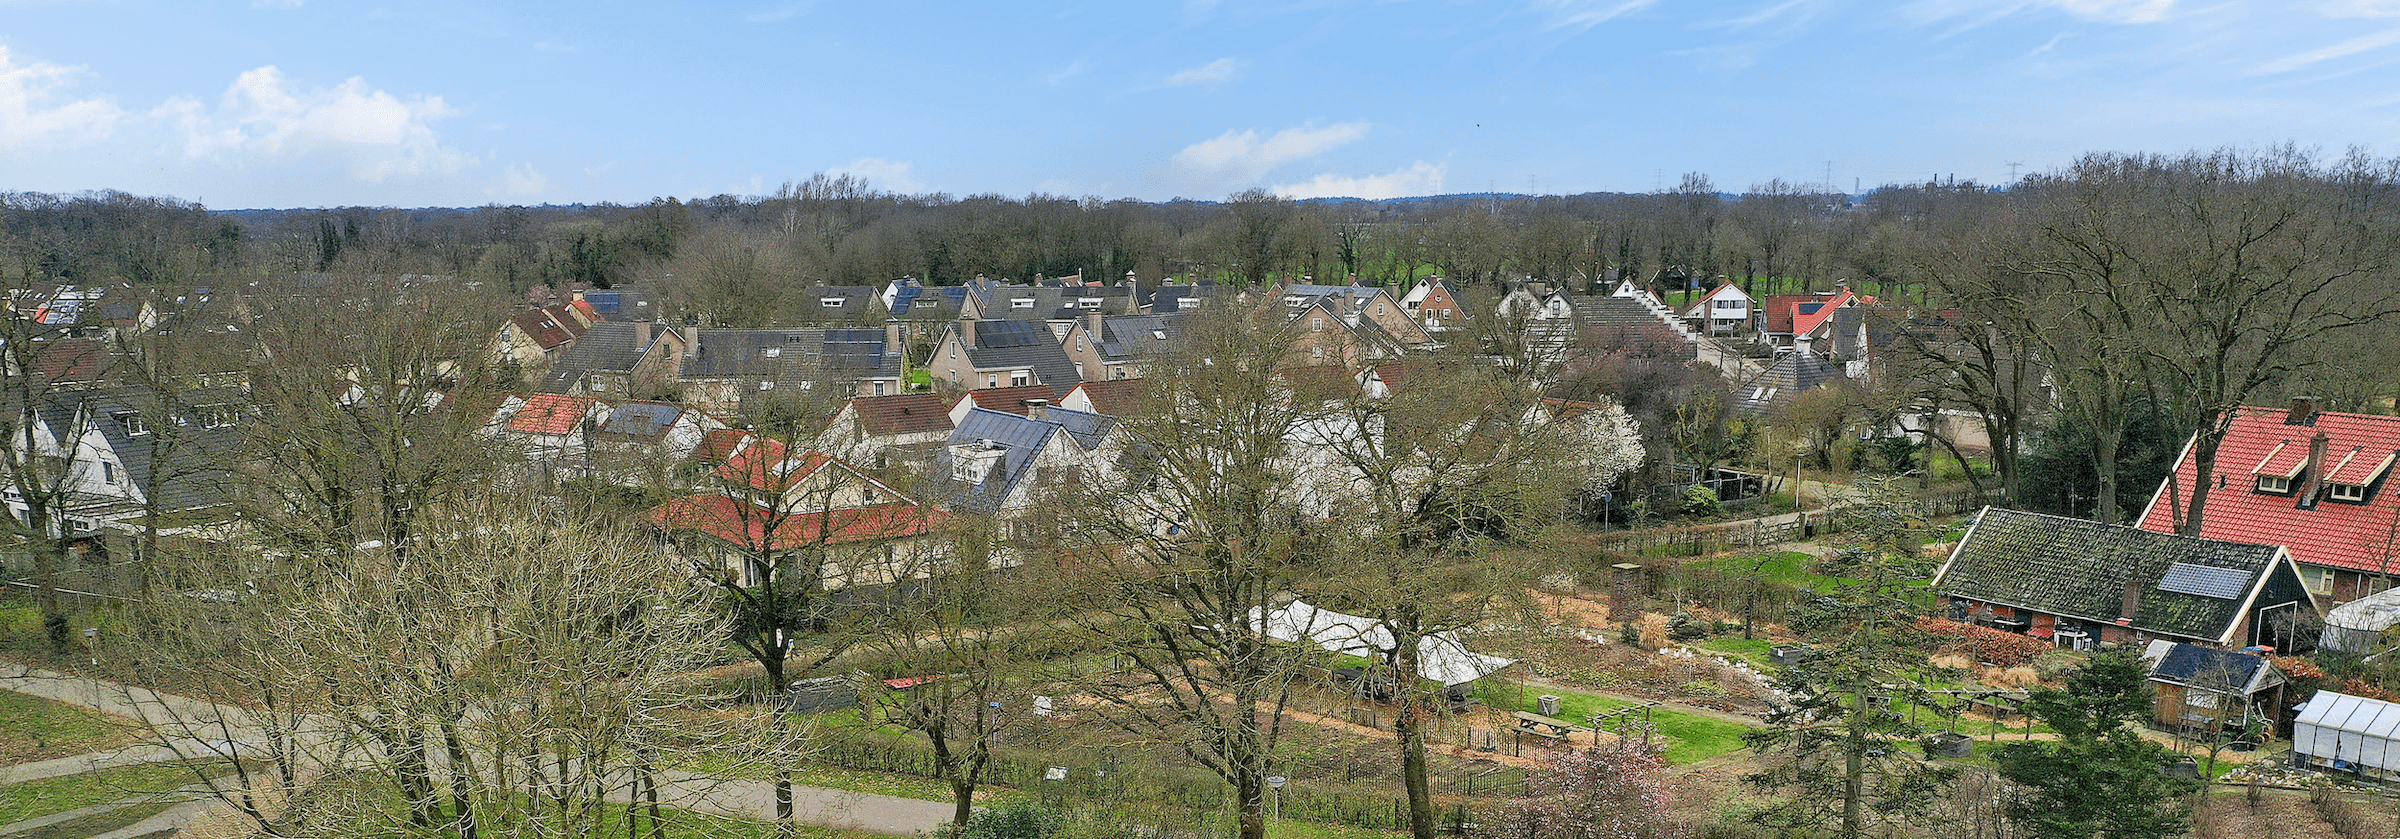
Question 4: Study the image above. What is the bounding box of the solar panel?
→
[2157,562,2251,600]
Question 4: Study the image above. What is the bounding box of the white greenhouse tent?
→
[2293,690,2400,778]
[2321,588,2400,653]
[1251,600,1516,687]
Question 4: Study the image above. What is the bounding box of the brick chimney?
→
[1024,398,1048,422]
[633,320,652,350]
[2118,579,2141,625]
[2303,430,2331,506]
[2289,395,2322,425]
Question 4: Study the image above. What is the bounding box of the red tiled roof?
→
[848,393,953,435]
[2137,406,2400,574]
[1790,290,1854,337]
[1068,379,1155,417]
[961,385,1059,415]
[692,428,753,466]
[570,299,600,322]
[506,393,596,435]
[649,494,950,551]
[509,304,588,350]
[1763,292,1844,336]
[28,339,108,384]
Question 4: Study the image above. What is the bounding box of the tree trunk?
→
[440,720,477,839]
[1843,690,1866,839]
[1396,699,1435,839]
[2182,431,2226,537]
[776,772,795,838]
[1236,772,1268,839]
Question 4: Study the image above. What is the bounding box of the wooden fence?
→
[1587,489,2001,558]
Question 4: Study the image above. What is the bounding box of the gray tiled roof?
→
[681,328,901,384]
[82,386,245,516]
[930,407,1062,512]
[1937,507,2287,643]
[1098,314,1190,363]
[957,321,1082,398]
[541,322,654,393]
[1739,353,1846,413]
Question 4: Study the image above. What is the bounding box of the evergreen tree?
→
[1997,651,2201,839]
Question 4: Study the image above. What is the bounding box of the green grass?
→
[1497,687,1752,765]
[0,759,228,824]
[7,798,177,839]
[0,688,140,765]
[1696,637,1775,668]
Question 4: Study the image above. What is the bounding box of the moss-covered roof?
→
[1935,507,2285,643]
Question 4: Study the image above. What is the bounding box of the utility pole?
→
[2006,161,2023,182]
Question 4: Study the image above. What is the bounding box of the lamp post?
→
[1794,451,1805,512]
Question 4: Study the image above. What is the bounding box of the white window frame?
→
[821,297,846,308]
[2331,482,2367,502]
[2301,565,2333,595]
[117,412,147,436]
[1011,298,1036,310]
[2258,475,2292,494]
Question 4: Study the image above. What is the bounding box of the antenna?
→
[1824,161,1833,189]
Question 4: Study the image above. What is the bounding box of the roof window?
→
[821,297,846,308]
[1011,298,1036,309]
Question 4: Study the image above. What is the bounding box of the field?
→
[0,688,139,765]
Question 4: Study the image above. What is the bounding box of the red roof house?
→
[2137,399,2400,604]
[505,393,599,436]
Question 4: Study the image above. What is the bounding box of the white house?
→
[1683,283,1753,336]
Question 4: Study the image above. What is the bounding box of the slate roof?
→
[1097,314,1190,363]
[540,322,656,393]
[932,407,1064,513]
[1936,507,2289,643]
[972,285,1139,320]
[788,286,884,323]
[681,328,902,385]
[847,393,954,436]
[650,494,947,550]
[2137,406,2400,576]
[83,387,246,515]
[954,321,1082,397]
[1739,353,1846,413]
[1147,283,1227,314]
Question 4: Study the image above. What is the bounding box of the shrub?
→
[1679,485,1722,518]
[1914,617,2054,667]
[2033,650,2085,682]
[957,804,1066,839]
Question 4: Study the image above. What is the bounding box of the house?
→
[2136,399,2400,606]
[1274,283,1436,348]
[924,320,1083,398]
[1399,277,1472,332]
[581,400,729,486]
[485,393,607,479]
[1495,286,1698,362]
[676,327,906,418]
[2141,640,2286,732]
[1682,283,1753,336]
[538,321,686,399]
[1145,282,1229,315]
[1060,379,1154,418]
[815,392,954,470]
[1761,290,1857,349]
[40,384,249,533]
[964,285,1141,322]
[1933,507,2319,651]
[650,439,951,590]
[1736,352,1848,414]
[1090,314,1189,380]
[573,286,656,320]
[492,303,595,382]
[788,286,886,325]
[929,403,1119,525]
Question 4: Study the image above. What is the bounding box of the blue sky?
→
[5,0,2400,208]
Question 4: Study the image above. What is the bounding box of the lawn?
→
[0,759,229,824]
[7,799,177,839]
[0,688,141,765]
[1494,687,1752,765]
[1695,637,1774,669]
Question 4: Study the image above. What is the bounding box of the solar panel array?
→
[975,321,1042,348]
[2156,562,2251,600]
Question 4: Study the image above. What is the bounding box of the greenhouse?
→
[2293,690,2400,778]
[2320,587,2400,653]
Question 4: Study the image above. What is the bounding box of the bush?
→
[1914,617,2054,667]
[957,804,1066,839]
[2033,650,2084,682]
[1679,485,1722,518]
[1667,611,1707,641]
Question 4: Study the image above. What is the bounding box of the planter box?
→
[1922,732,1974,759]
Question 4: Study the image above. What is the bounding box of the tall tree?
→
[1997,651,2201,839]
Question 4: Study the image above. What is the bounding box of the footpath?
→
[0,663,955,837]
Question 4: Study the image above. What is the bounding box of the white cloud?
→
[1274,162,1446,200]
[1525,0,1657,33]
[505,163,546,195]
[533,40,576,54]
[2251,27,2400,74]
[2321,0,2400,17]
[1908,0,2175,25]
[1167,57,1240,86]
[1164,122,1369,193]
[156,66,470,181]
[0,46,124,150]
[831,157,926,194]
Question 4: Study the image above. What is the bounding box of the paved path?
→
[0,664,957,836]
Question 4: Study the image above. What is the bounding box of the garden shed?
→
[2292,690,2400,779]
[2141,640,2284,732]
[2320,587,2400,653]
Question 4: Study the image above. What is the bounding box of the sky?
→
[6,0,2400,208]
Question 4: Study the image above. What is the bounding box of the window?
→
[2301,565,2333,595]
[1076,335,1086,351]
[1311,346,1323,361]
[874,381,887,396]
[1011,371,1030,387]
[1178,298,1201,310]
[1153,329,1168,340]
[2331,483,2368,502]
[762,347,782,358]
[1011,298,1036,309]
[1078,297,1103,309]
[988,374,999,388]
[2258,475,2293,494]
[115,412,147,436]
[1716,299,1742,310]
[101,461,114,485]
[949,344,958,359]
[199,405,235,429]
[1113,366,1126,379]
[758,381,776,391]
[798,381,814,390]
[1311,317,1324,332]
[820,297,846,308]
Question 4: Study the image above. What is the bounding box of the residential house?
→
[1061,379,1154,417]
[924,320,1083,398]
[1145,282,1230,315]
[1934,507,2320,651]
[651,435,951,590]
[1760,289,1857,350]
[1274,283,1436,348]
[788,286,887,325]
[1736,352,1848,414]
[582,400,730,487]
[538,321,687,399]
[1682,283,1753,336]
[1399,277,1472,332]
[1495,286,1698,362]
[37,384,249,537]
[929,403,1120,534]
[814,392,954,470]
[1089,314,1189,380]
[2141,640,2287,732]
[491,302,596,382]
[2137,399,2400,606]
[484,392,607,480]
[677,327,906,418]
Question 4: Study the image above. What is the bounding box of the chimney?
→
[634,320,652,349]
[1084,311,1103,343]
[1024,398,1048,421]
[2289,396,2322,425]
[2303,430,2331,506]
[2119,580,2141,624]
[960,322,975,350]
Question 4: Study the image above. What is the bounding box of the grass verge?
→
[1498,687,1752,764]
[0,759,228,824]
[0,688,141,766]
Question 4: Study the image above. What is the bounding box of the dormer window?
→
[1011,298,1036,310]
[116,412,147,436]
[821,297,846,308]
[198,405,235,429]
[2330,483,2368,502]
[1078,297,1104,309]
[2250,439,2308,494]
[1178,299,1201,310]
[2257,475,2293,494]
[1153,330,1168,340]
[762,347,782,358]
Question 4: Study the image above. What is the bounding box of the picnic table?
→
[1513,710,1587,741]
